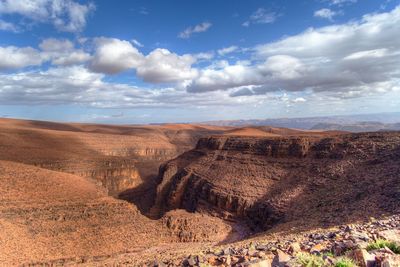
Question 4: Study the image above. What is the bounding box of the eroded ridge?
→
[153,132,400,231]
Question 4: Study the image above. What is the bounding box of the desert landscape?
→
[1,0,400,266]
[0,117,399,266]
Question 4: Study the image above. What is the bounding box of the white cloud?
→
[243,8,278,27]
[52,51,92,66]
[0,65,267,109]
[217,46,238,56]
[1,4,400,114]
[89,37,143,74]
[194,52,214,60]
[0,46,43,70]
[259,55,304,80]
[178,22,212,39]
[39,38,74,52]
[187,6,400,101]
[329,0,357,6]
[39,38,91,66]
[89,37,198,83]
[314,8,338,21]
[293,97,306,103]
[0,0,95,33]
[136,48,198,83]
[343,48,388,60]
[131,39,144,47]
[0,19,19,32]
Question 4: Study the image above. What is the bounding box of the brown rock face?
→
[153,132,400,230]
[0,118,230,196]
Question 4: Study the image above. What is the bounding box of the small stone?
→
[343,240,356,250]
[310,243,327,255]
[154,260,167,267]
[248,249,258,257]
[272,250,291,267]
[349,249,375,267]
[328,232,337,239]
[332,242,346,256]
[186,255,198,266]
[288,242,301,255]
[242,259,272,267]
[240,248,249,256]
[222,255,231,265]
[345,225,353,233]
[257,251,266,258]
[376,254,400,267]
[223,247,232,255]
[207,256,220,265]
[352,231,370,242]
[256,245,268,251]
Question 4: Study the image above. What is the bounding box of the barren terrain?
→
[0,118,399,266]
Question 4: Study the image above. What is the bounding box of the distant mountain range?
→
[203,112,400,132]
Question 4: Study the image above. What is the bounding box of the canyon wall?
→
[153,132,400,230]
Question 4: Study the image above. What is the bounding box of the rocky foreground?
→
[146,215,400,267]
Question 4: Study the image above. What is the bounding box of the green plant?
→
[334,257,357,267]
[323,251,334,257]
[366,239,400,254]
[296,253,325,267]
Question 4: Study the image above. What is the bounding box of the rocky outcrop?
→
[160,209,233,242]
[196,136,314,158]
[99,147,179,161]
[35,159,142,196]
[153,132,400,230]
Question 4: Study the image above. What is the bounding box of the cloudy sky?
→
[0,0,399,123]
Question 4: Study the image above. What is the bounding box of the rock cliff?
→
[153,132,400,230]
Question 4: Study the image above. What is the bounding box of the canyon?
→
[153,133,400,231]
[0,118,399,266]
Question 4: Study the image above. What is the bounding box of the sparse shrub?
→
[323,251,334,257]
[366,239,400,254]
[334,257,357,267]
[296,252,325,267]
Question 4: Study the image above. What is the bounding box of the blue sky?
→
[0,0,399,123]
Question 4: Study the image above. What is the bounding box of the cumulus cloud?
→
[243,8,278,27]
[188,6,400,100]
[39,38,91,66]
[89,38,143,74]
[314,8,339,21]
[0,46,43,70]
[0,0,95,32]
[136,48,198,83]
[178,22,212,39]
[0,65,266,109]
[89,37,198,83]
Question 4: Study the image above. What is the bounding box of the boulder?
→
[376,254,400,267]
[349,249,375,267]
[272,250,292,267]
[379,230,400,244]
[288,242,301,255]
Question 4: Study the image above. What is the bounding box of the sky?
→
[0,0,399,123]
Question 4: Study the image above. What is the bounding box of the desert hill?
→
[0,118,232,212]
[0,160,237,265]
